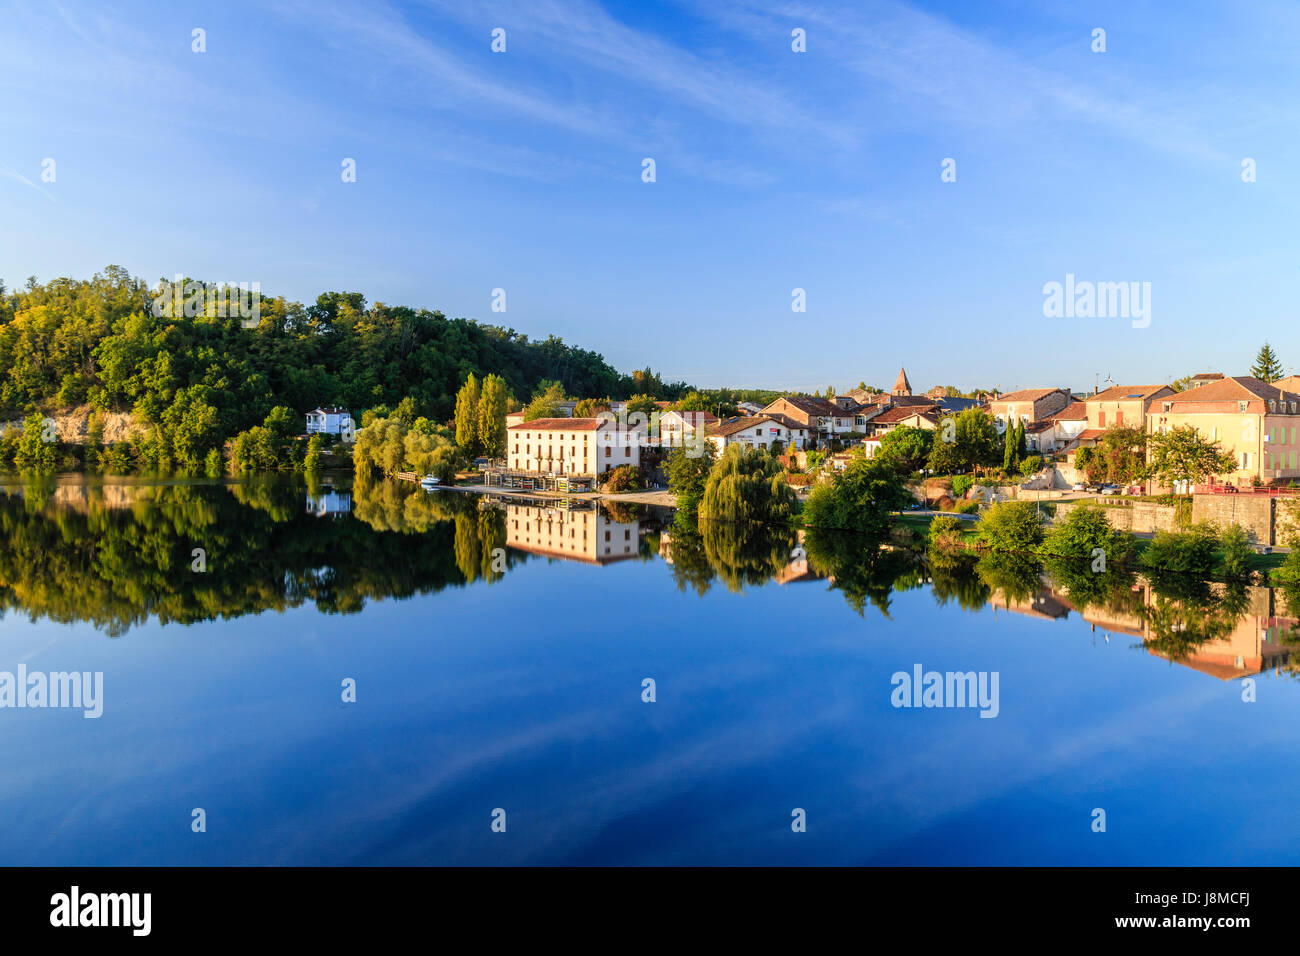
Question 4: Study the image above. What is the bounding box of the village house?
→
[506,417,640,476]
[705,415,809,454]
[1084,383,1175,431]
[987,388,1071,428]
[762,396,854,441]
[305,406,353,435]
[1024,401,1088,453]
[658,409,718,448]
[1148,376,1300,488]
[865,405,942,436]
[1062,383,1175,460]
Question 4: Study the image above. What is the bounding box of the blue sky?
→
[2,0,1298,395]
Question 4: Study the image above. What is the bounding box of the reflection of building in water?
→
[504,502,639,564]
[997,578,1299,680]
[988,590,1073,621]
[306,489,352,516]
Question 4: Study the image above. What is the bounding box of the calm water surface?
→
[1,475,1298,865]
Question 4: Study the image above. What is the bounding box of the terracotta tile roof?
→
[872,405,940,424]
[1074,428,1106,441]
[991,387,1068,404]
[766,395,845,417]
[1165,376,1300,412]
[1087,384,1170,402]
[508,417,604,431]
[1048,401,1088,420]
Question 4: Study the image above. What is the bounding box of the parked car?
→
[1071,482,1086,492]
[1100,484,1120,495]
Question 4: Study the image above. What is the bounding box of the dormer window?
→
[1270,400,1277,413]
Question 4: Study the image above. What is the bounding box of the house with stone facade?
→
[1148,376,1300,488]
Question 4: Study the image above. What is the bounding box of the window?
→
[1162,402,1173,412]
[605,447,611,458]
[624,530,631,540]
[1098,411,1105,427]
[624,447,630,457]
[1239,401,1249,413]
[1115,411,1124,425]
[1270,400,1277,413]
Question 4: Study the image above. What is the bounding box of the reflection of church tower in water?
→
[503,502,640,564]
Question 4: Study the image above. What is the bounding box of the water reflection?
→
[1,477,1297,682]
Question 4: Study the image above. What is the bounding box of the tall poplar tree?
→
[454,374,480,454]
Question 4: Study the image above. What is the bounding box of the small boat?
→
[419,474,442,488]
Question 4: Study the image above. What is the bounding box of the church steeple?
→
[892,367,912,396]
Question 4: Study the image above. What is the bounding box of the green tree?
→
[667,442,717,517]
[878,425,933,473]
[1040,504,1134,564]
[477,374,508,458]
[303,434,323,472]
[928,408,1001,474]
[454,374,481,452]
[14,413,56,471]
[523,381,567,421]
[573,397,609,418]
[1146,425,1237,491]
[1250,342,1284,383]
[699,445,797,523]
[977,500,1044,552]
[803,456,912,539]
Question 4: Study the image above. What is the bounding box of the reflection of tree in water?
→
[0,479,523,635]
[663,513,796,595]
[926,545,991,612]
[453,508,508,583]
[804,527,922,617]
[1139,574,1250,662]
[700,518,798,593]
[1042,555,1144,618]
[973,550,1043,605]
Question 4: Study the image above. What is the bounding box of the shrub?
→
[603,464,644,493]
[1272,549,1300,590]
[951,475,974,498]
[976,500,1044,552]
[928,515,965,546]
[1019,455,1043,477]
[1218,524,1254,579]
[954,499,980,515]
[1139,523,1220,576]
[1041,504,1134,564]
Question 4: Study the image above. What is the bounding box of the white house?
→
[705,415,809,454]
[305,406,353,436]
[507,417,641,476]
[658,409,718,448]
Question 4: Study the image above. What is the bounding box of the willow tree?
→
[698,445,797,523]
